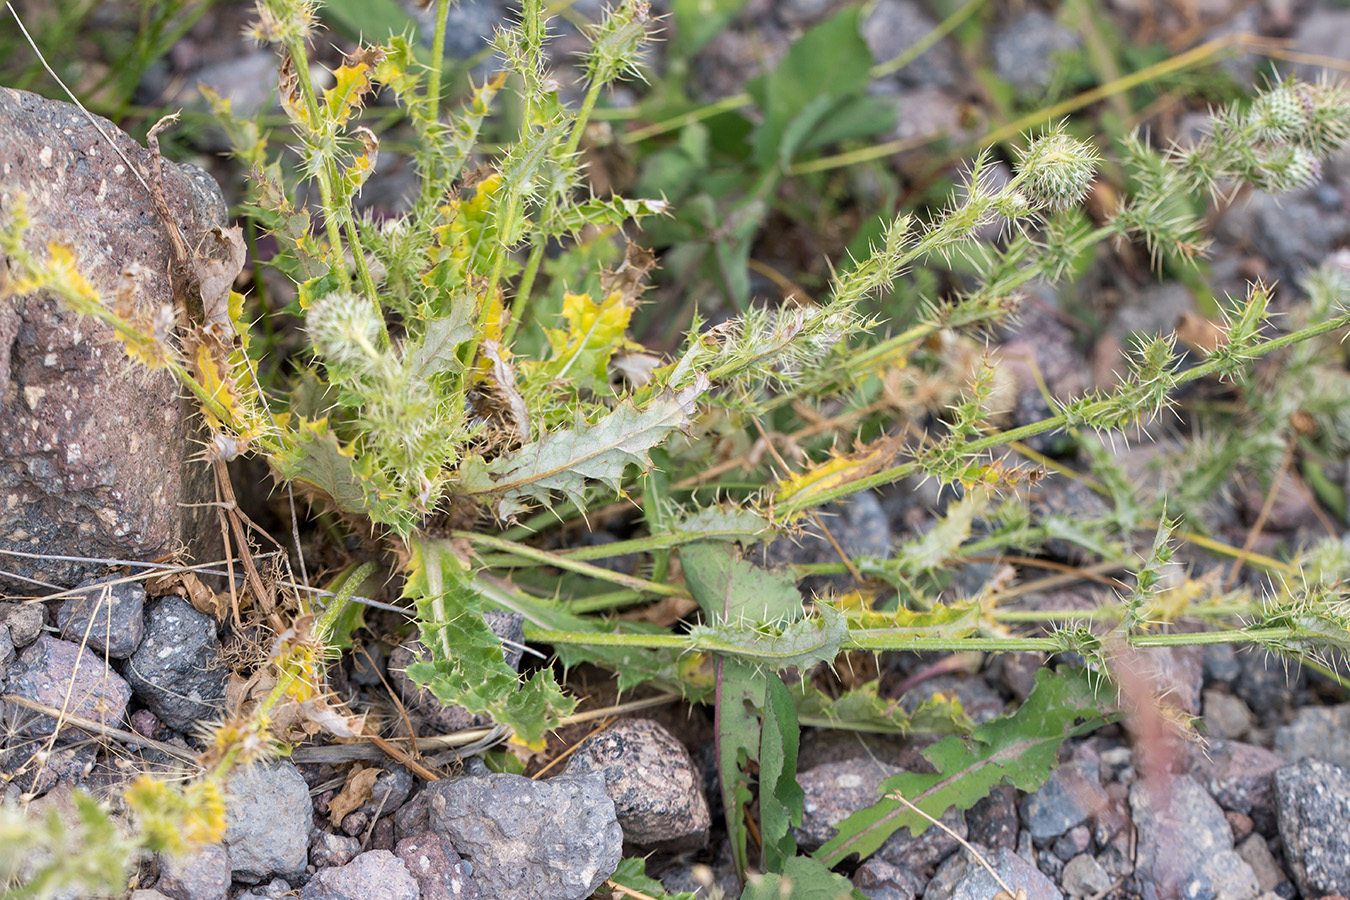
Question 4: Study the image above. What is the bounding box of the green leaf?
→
[682,542,802,625]
[813,667,1115,868]
[402,537,576,745]
[403,313,474,382]
[796,93,899,156]
[320,0,416,43]
[790,678,973,735]
[716,657,762,879]
[739,856,859,900]
[274,419,371,519]
[609,858,697,900]
[689,606,847,670]
[760,675,802,873]
[460,376,710,518]
[675,506,773,543]
[746,6,874,167]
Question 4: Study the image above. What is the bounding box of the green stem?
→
[565,76,606,157]
[871,0,985,80]
[457,532,688,597]
[418,0,453,211]
[502,240,546,346]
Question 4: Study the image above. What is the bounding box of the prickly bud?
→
[1013,126,1101,212]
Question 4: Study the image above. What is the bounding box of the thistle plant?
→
[5,1,1350,897]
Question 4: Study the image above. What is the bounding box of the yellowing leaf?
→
[323,60,375,126]
[195,343,239,431]
[773,436,900,516]
[541,290,637,390]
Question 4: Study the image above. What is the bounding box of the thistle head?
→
[1013,124,1101,212]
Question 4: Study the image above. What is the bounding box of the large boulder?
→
[0,88,226,589]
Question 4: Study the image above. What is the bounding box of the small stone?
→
[1052,824,1091,861]
[925,846,1063,900]
[1187,740,1284,829]
[851,857,924,900]
[4,635,132,740]
[0,625,13,682]
[56,576,146,659]
[1275,758,1350,898]
[1020,757,1108,842]
[1236,834,1287,894]
[300,850,419,900]
[1226,811,1255,843]
[310,832,362,869]
[124,596,225,732]
[395,831,479,900]
[989,10,1081,94]
[0,603,43,648]
[1061,854,1112,898]
[1273,704,1350,770]
[427,772,622,900]
[223,761,312,880]
[1204,689,1255,741]
[965,784,1019,852]
[562,718,710,848]
[796,757,898,850]
[393,788,430,842]
[155,843,229,900]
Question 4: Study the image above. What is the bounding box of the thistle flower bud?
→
[306,291,384,371]
[1013,127,1101,212]
[1255,145,1323,193]
[1248,81,1314,143]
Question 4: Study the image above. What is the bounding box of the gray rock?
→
[301,850,419,900]
[924,846,1062,900]
[393,788,431,842]
[0,624,14,685]
[0,602,44,648]
[1274,757,1350,898]
[132,892,177,900]
[0,88,220,592]
[1129,775,1259,900]
[123,596,225,732]
[1060,854,1111,898]
[758,491,892,596]
[1019,757,1108,842]
[427,772,622,900]
[395,831,479,900]
[863,0,960,89]
[0,741,97,797]
[899,673,1005,724]
[4,635,131,739]
[1051,825,1090,861]
[1233,651,1301,728]
[1203,689,1255,741]
[989,11,1081,95]
[562,718,709,848]
[310,831,362,869]
[1273,703,1350,769]
[155,843,229,900]
[389,611,525,735]
[223,761,312,880]
[852,857,924,900]
[354,765,415,823]
[965,784,1019,852]
[56,576,146,658]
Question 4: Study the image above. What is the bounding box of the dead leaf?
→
[481,341,530,445]
[194,225,246,337]
[327,765,383,827]
[180,572,222,618]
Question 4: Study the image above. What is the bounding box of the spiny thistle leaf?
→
[813,667,1115,868]
[459,375,709,518]
[760,675,804,874]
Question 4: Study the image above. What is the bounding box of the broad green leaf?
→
[675,506,772,543]
[746,6,874,167]
[274,418,370,518]
[321,0,416,43]
[790,679,973,735]
[670,0,750,57]
[797,93,899,156]
[760,675,802,873]
[402,537,576,745]
[716,657,761,879]
[682,542,802,625]
[813,668,1115,868]
[460,376,709,518]
[739,856,860,900]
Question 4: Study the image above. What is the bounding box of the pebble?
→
[123,596,225,732]
[989,10,1081,95]
[0,625,13,685]
[965,784,1020,852]
[1273,703,1350,770]
[310,832,362,869]
[1186,740,1285,831]
[1129,775,1259,900]
[1275,758,1350,898]
[395,831,480,900]
[5,635,132,740]
[1061,854,1112,898]
[300,850,419,900]
[1235,834,1288,895]
[561,718,710,848]
[155,843,229,900]
[427,772,622,900]
[851,857,924,900]
[1203,689,1255,741]
[55,576,146,659]
[223,761,312,881]
[925,846,1064,900]
[0,603,42,649]
[1020,756,1108,843]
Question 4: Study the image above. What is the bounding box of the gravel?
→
[1275,757,1350,898]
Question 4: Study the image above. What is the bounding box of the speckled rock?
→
[1129,775,1259,900]
[1186,740,1284,830]
[851,857,924,900]
[223,761,312,881]
[395,831,479,900]
[1274,703,1350,770]
[300,850,419,900]
[56,575,146,659]
[426,772,621,900]
[0,604,42,649]
[989,10,1081,95]
[1020,756,1108,842]
[4,635,132,739]
[310,831,362,869]
[1060,854,1112,898]
[562,718,709,848]
[155,843,229,900]
[0,88,220,592]
[123,596,225,732]
[925,846,1063,900]
[1275,758,1350,898]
